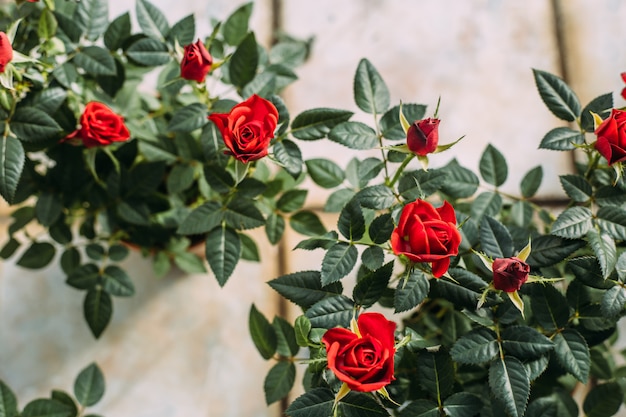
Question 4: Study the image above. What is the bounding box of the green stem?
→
[388,153,415,188]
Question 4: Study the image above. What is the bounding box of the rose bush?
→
[322,312,396,393]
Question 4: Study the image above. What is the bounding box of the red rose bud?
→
[208,94,278,163]
[492,257,530,293]
[390,199,461,277]
[0,32,13,73]
[322,312,396,392]
[180,39,213,83]
[406,118,439,156]
[594,109,626,165]
[64,102,130,148]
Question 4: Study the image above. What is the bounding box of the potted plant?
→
[251,59,626,416]
[0,0,319,339]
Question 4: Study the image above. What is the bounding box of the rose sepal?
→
[506,290,525,317]
[377,386,400,406]
[434,135,465,153]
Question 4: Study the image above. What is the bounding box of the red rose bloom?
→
[492,257,530,293]
[65,102,130,148]
[322,313,396,392]
[180,39,213,83]
[208,94,278,163]
[594,108,626,165]
[406,118,439,156]
[390,199,461,278]
[0,32,13,73]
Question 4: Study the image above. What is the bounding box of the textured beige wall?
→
[2,0,626,416]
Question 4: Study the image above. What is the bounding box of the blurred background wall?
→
[2,0,626,416]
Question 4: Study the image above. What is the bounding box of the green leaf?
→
[136,0,170,40]
[580,93,613,132]
[583,382,622,417]
[489,356,530,417]
[355,184,395,210]
[339,392,390,417]
[35,191,62,227]
[398,399,440,417]
[167,103,207,133]
[168,14,195,46]
[440,161,479,198]
[539,127,585,151]
[443,392,483,417]
[327,121,378,150]
[21,399,73,417]
[520,165,542,198]
[290,108,353,140]
[239,233,259,262]
[399,169,448,200]
[84,288,112,338]
[369,213,394,245]
[600,286,626,319]
[559,175,592,202]
[102,265,135,297]
[320,242,358,285]
[249,304,277,360]
[380,103,426,140]
[205,225,241,287]
[0,379,18,417]
[586,228,616,279]
[273,139,302,178]
[528,284,569,331]
[527,235,585,268]
[567,256,614,289]
[38,9,58,40]
[166,163,195,194]
[290,210,327,236]
[222,2,253,46]
[49,392,76,417]
[294,315,312,347]
[418,349,455,400]
[229,32,258,89]
[268,270,342,309]
[353,58,389,115]
[595,206,626,240]
[551,206,593,239]
[17,242,55,269]
[66,263,99,290]
[108,244,129,262]
[74,363,105,407]
[264,361,295,405]
[126,38,170,66]
[0,135,24,204]
[450,327,499,364]
[305,295,354,329]
[285,388,334,417]
[265,213,285,245]
[177,202,222,235]
[361,246,384,270]
[75,0,108,41]
[353,261,393,308]
[224,198,265,230]
[273,316,298,357]
[338,199,365,241]
[277,189,307,213]
[480,215,514,259]
[305,158,345,188]
[11,107,62,142]
[394,269,430,313]
[104,12,131,51]
[430,268,486,310]
[501,326,554,359]
[553,328,590,383]
[470,191,502,222]
[73,46,117,76]
[533,69,581,122]
[0,238,19,259]
[479,144,507,187]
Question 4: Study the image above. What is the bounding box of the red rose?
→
[406,118,439,156]
[390,199,461,278]
[208,94,278,163]
[0,32,13,73]
[180,39,213,83]
[322,312,396,392]
[492,257,529,293]
[594,109,626,165]
[621,72,626,101]
[65,102,130,148]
